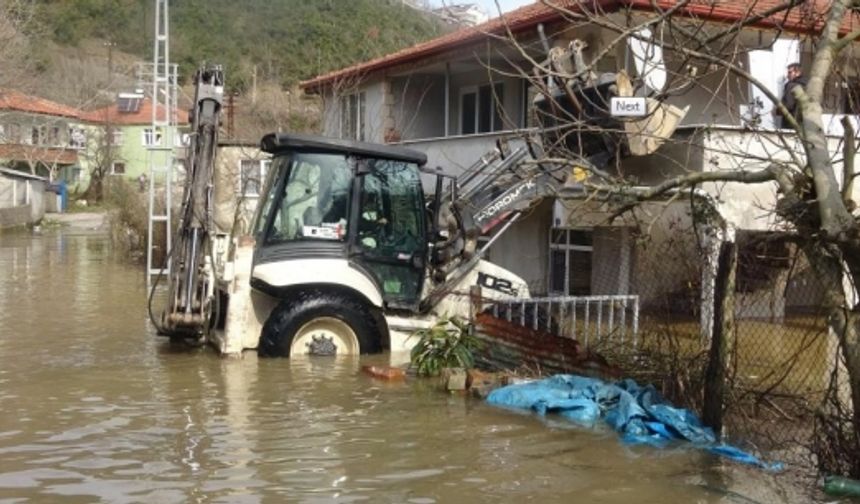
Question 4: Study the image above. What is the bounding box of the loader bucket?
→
[623,100,689,156]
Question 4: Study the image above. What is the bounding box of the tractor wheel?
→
[258,291,382,358]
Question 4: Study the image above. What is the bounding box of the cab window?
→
[266,153,352,243]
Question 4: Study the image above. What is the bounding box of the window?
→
[460,83,505,134]
[358,159,424,255]
[69,127,86,149]
[266,153,352,243]
[549,228,593,296]
[357,159,426,302]
[109,129,124,146]
[143,127,163,147]
[0,124,5,142]
[8,124,21,143]
[49,126,60,146]
[239,159,271,197]
[111,162,126,175]
[67,167,82,183]
[340,92,366,141]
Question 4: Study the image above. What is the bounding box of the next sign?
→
[610,97,647,117]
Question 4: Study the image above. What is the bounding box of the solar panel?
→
[117,96,142,113]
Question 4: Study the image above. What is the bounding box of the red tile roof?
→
[0,90,190,127]
[0,90,85,119]
[301,0,859,92]
[81,98,189,126]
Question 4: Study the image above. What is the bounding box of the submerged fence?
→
[489,295,640,348]
[476,211,849,482]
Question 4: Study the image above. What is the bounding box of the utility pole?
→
[251,64,257,105]
[146,0,178,289]
[104,40,116,84]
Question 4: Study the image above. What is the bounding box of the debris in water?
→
[362,365,406,381]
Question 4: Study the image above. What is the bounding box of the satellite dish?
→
[628,27,667,93]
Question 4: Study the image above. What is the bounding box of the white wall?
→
[400,132,527,182]
[747,39,801,129]
[364,79,386,143]
[490,200,552,295]
[391,74,446,141]
[321,89,340,138]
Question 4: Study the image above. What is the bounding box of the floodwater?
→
[0,229,799,503]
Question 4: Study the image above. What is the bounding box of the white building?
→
[301,0,859,320]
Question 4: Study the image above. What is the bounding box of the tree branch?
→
[557,166,778,217]
[843,116,857,209]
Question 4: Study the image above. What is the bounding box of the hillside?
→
[34,0,449,89]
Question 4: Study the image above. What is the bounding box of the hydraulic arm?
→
[161,65,225,335]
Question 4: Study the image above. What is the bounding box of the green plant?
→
[410,316,480,377]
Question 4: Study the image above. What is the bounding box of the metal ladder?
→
[145,0,179,288]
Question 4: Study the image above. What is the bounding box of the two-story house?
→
[81,92,190,183]
[300,0,859,324]
[0,90,88,182]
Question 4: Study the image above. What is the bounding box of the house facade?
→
[1,89,190,194]
[213,140,271,236]
[82,93,190,185]
[0,90,87,183]
[300,0,860,321]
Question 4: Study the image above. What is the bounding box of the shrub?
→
[410,316,480,377]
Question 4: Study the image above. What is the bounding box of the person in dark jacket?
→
[776,63,807,128]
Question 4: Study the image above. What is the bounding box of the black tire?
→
[258,290,383,358]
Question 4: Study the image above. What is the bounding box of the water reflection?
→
[0,230,800,503]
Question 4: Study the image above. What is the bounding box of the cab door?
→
[352,159,426,309]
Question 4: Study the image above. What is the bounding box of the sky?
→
[430,0,535,17]
[474,0,535,15]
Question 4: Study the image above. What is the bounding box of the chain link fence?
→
[478,207,852,481]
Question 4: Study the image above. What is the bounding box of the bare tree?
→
[80,122,122,202]
[0,0,37,92]
[484,0,860,476]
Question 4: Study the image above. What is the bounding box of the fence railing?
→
[489,295,640,348]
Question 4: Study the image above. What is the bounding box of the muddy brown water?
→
[0,230,801,503]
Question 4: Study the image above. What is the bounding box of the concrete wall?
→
[619,126,857,232]
[321,89,340,139]
[0,205,30,228]
[0,171,46,227]
[213,144,270,235]
[364,79,386,143]
[319,78,387,143]
[400,131,527,182]
[490,200,552,295]
[391,74,446,141]
[0,175,13,207]
[28,179,45,222]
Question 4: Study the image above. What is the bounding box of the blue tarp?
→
[486,374,782,471]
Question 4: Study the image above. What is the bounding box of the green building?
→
[82,93,189,185]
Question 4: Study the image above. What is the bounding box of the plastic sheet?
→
[487,374,783,471]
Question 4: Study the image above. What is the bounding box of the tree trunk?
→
[803,242,860,476]
[799,103,855,238]
[702,240,737,436]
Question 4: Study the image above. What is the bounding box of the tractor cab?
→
[252,133,429,310]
